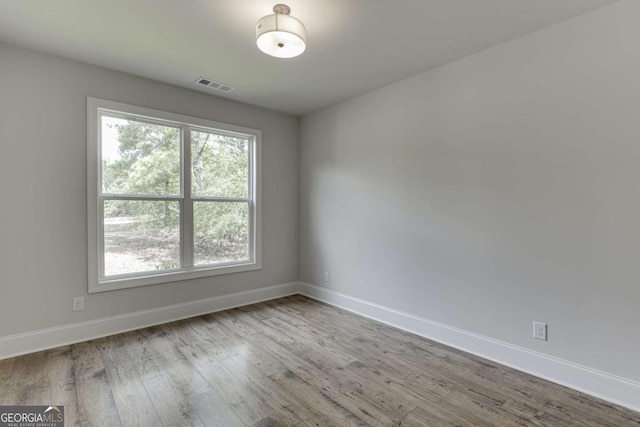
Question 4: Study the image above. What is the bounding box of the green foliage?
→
[192,130,249,198]
[194,201,248,263]
[103,121,181,196]
[155,260,180,270]
[103,119,250,262]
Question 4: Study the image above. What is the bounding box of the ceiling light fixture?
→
[256,4,306,59]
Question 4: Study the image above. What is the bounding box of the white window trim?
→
[87,97,262,293]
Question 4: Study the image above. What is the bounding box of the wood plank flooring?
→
[0,295,638,426]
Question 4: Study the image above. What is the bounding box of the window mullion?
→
[101,195,182,201]
[249,137,255,263]
[190,196,251,202]
[98,195,105,279]
[182,126,194,268]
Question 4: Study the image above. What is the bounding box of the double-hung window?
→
[87,98,261,292]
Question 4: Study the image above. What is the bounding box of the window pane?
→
[191,130,249,198]
[104,200,180,276]
[194,201,249,266]
[102,115,181,196]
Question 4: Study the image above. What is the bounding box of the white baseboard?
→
[0,282,298,360]
[2,280,638,413]
[299,282,640,413]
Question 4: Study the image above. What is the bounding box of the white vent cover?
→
[195,77,235,93]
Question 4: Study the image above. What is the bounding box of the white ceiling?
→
[0,0,620,115]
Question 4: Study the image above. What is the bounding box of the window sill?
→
[89,261,262,293]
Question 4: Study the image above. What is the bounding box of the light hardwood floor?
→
[0,295,638,426]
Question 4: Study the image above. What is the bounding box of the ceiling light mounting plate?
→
[273,4,291,15]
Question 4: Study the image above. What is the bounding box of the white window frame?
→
[87,97,262,293]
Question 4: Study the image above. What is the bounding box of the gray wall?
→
[300,0,640,382]
[0,42,299,337]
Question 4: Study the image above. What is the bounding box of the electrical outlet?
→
[533,321,547,341]
[72,297,84,312]
[324,271,330,282]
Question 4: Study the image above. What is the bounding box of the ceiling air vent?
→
[195,77,235,93]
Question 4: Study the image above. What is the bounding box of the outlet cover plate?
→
[533,321,547,341]
[73,297,85,312]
